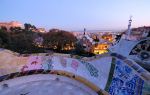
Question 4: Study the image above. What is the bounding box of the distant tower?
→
[84,28,86,35]
[126,16,132,39]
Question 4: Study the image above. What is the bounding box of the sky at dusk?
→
[0,0,150,31]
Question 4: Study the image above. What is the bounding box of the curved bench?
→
[0,70,109,95]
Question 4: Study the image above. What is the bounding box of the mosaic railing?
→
[108,53,150,95]
[0,49,150,95]
[108,59,144,95]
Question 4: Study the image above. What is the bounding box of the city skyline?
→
[1,0,150,31]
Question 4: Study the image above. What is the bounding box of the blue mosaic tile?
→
[109,59,144,95]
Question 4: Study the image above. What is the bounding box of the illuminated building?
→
[63,43,75,50]
[79,30,94,52]
[37,28,46,33]
[101,34,113,43]
[0,21,22,31]
[93,43,109,54]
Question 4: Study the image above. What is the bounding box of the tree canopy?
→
[43,29,77,52]
[0,25,77,54]
[0,24,95,56]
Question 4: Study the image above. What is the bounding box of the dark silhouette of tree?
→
[10,27,22,32]
[148,31,150,37]
[43,29,77,52]
[9,32,31,53]
[93,36,99,42]
[0,29,10,48]
[0,23,95,56]
[24,23,36,31]
[115,34,122,42]
[9,25,44,53]
[0,26,7,31]
[74,41,85,54]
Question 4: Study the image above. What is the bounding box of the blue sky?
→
[0,0,150,31]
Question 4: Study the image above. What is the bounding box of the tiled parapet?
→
[108,59,144,95]
[129,38,150,70]
[0,49,112,95]
[108,52,150,95]
[110,53,150,83]
[0,49,150,95]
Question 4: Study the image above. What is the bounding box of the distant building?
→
[79,34,93,52]
[93,43,109,54]
[101,33,114,43]
[78,30,94,52]
[49,28,60,32]
[0,21,22,31]
[37,28,46,33]
[77,30,112,54]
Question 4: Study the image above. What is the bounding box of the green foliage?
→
[93,38,99,42]
[74,41,85,54]
[0,26,7,31]
[73,41,95,57]
[0,24,94,57]
[9,31,35,53]
[0,29,10,48]
[43,29,77,52]
[0,24,44,54]
[24,23,36,31]
[0,26,77,54]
